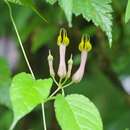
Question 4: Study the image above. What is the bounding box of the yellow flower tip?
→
[78,35,92,52]
[57,28,70,46]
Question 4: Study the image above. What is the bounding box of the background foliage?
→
[0,0,130,130]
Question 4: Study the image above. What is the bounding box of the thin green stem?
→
[5,1,47,130]
[52,76,59,87]
[61,88,65,96]
[59,78,65,96]
[9,120,17,130]
[48,81,74,99]
[5,0,35,79]
[63,81,74,89]
[61,77,68,86]
[59,77,63,84]
[42,104,47,130]
[49,87,61,98]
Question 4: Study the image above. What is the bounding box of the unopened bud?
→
[57,44,67,78]
[48,50,55,77]
[66,54,73,78]
[72,51,87,83]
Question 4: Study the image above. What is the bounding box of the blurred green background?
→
[0,0,130,130]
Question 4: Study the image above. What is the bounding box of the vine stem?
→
[5,1,47,130]
[9,120,17,130]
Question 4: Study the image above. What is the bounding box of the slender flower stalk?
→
[72,35,92,83]
[57,28,70,78]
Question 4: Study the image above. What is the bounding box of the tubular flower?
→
[57,28,70,78]
[66,54,73,79]
[72,35,92,83]
[48,50,55,77]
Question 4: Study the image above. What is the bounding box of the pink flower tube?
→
[57,28,69,78]
[72,35,92,83]
[57,44,67,78]
[72,51,87,83]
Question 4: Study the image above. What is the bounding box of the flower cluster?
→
[48,28,92,87]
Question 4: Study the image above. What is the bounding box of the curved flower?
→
[57,28,70,78]
[72,35,92,83]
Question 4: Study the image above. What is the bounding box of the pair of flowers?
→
[48,28,92,84]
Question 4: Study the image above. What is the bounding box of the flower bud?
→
[66,54,73,78]
[72,35,92,83]
[48,50,55,77]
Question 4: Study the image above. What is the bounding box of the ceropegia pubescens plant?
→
[4,1,103,129]
[8,25,103,130]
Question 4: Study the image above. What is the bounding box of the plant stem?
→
[49,87,61,98]
[59,78,65,96]
[52,76,59,87]
[5,1,47,130]
[5,0,35,79]
[42,104,47,130]
[61,77,68,85]
[63,81,74,89]
[9,120,17,130]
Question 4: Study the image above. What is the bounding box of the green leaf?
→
[72,0,113,46]
[58,0,73,27]
[31,26,57,53]
[125,0,130,23]
[55,94,103,130]
[45,0,57,5]
[6,0,47,22]
[10,72,53,126]
[0,58,11,85]
[0,58,11,108]
[0,81,11,108]
[7,0,33,6]
[46,0,112,45]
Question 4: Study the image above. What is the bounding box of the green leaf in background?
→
[0,58,11,84]
[0,58,11,108]
[31,26,57,53]
[7,0,33,6]
[125,0,130,23]
[55,94,103,130]
[6,0,47,22]
[10,72,53,128]
[72,0,113,46]
[45,0,57,5]
[58,0,73,27]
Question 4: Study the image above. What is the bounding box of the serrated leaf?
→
[58,0,73,27]
[55,94,103,130]
[125,0,130,23]
[10,72,53,127]
[72,0,113,46]
[45,0,57,5]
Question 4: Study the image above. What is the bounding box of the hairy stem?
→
[5,1,47,130]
